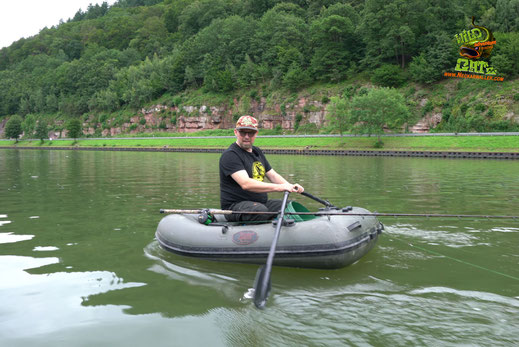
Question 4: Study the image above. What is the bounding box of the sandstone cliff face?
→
[0,95,441,138]
[80,96,330,136]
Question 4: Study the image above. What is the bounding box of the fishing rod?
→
[159,209,519,219]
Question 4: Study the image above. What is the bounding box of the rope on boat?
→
[160,209,519,220]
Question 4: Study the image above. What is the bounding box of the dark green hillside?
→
[0,0,518,137]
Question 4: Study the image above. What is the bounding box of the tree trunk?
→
[401,41,405,68]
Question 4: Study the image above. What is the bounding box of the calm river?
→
[1,149,518,346]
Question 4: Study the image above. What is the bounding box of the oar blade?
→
[253,265,271,309]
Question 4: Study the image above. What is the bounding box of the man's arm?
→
[266,169,304,193]
[230,169,304,193]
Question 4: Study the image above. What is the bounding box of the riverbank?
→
[2,134,519,153]
[2,135,519,159]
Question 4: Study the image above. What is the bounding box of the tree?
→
[128,16,169,58]
[326,96,351,136]
[66,118,82,140]
[21,114,37,138]
[182,16,257,86]
[309,3,361,82]
[4,115,23,142]
[493,0,519,32]
[253,9,309,69]
[490,32,519,78]
[371,64,407,87]
[283,63,310,91]
[348,88,410,146]
[408,31,458,84]
[360,0,423,68]
[35,118,48,142]
[178,0,229,38]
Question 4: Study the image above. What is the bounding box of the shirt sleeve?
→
[220,150,246,177]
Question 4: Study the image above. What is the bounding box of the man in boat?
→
[219,115,304,222]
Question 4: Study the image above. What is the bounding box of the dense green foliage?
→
[4,115,23,141]
[0,0,517,132]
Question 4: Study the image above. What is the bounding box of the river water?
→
[1,149,518,346]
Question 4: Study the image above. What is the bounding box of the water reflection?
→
[0,255,145,342]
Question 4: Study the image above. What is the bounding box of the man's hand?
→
[279,182,304,193]
[292,183,304,193]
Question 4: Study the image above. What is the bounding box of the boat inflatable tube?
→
[155,206,383,269]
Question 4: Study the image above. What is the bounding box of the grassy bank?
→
[2,135,519,153]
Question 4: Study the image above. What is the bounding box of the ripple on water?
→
[228,281,519,346]
[143,241,247,305]
[386,224,487,248]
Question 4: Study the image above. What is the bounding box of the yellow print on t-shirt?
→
[252,161,265,181]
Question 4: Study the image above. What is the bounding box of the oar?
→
[301,191,335,208]
[159,209,519,219]
[253,191,290,309]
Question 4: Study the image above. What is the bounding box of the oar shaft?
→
[301,192,334,207]
[160,209,518,219]
[254,191,291,309]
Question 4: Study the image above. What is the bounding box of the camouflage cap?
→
[235,115,258,131]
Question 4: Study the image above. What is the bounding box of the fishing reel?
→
[198,209,214,225]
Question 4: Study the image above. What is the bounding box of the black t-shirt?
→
[219,142,272,209]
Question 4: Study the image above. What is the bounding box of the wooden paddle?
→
[253,191,290,309]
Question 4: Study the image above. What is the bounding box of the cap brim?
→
[236,126,258,131]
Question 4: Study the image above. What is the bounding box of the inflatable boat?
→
[156,203,383,269]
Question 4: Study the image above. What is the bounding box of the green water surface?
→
[1,149,518,346]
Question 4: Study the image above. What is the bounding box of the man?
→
[219,115,304,222]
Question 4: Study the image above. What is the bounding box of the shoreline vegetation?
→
[2,134,519,153]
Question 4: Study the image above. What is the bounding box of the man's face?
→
[235,129,257,151]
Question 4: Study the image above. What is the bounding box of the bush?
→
[249,89,258,100]
[422,100,434,116]
[474,103,486,113]
[371,64,406,87]
[409,54,438,84]
[295,123,318,134]
[139,118,146,125]
[294,113,303,130]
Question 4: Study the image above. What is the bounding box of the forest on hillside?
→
[0,0,518,123]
